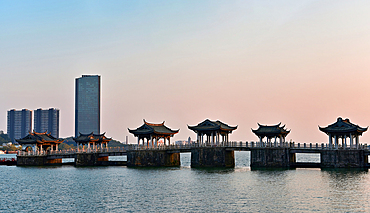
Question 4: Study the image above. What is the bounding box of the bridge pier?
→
[75,153,112,166]
[320,150,368,168]
[17,156,62,166]
[127,150,180,167]
[191,147,235,168]
[250,148,291,168]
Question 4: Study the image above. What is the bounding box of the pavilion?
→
[187,119,237,145]
[252,123,290,147]
[128,120,179,147]
[73,132,112,152]
[319,117,368,149]
[16,131,64,153]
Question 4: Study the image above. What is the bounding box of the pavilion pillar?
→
[169,137,171,146]
[356,135,359,149]
[201,134,204,144]
[279,136,283,147]
[211,132,214,145]
[350,133,353,149]
[329,134,332,149]
[259,136,262,147]
[56,144,58,151]
[334,135,338,149]
[77,143,80,152]
[82,144,85,152]
[93,142,96,151]
[274,136,277,147]
[150,135,153,148]
[344,136,347,148]
[137,137,140,147]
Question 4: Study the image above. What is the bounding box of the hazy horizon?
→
[2,1,370,144]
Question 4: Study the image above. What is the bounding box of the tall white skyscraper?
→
[75,75,101,137]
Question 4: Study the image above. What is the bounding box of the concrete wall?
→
[250,148,291,168]
[320,150,367,168]
[127,150,180,167]
[191,147,235,168]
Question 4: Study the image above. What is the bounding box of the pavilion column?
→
[350,133,353,149]
[201,134,204,144]
[169,137,171,146]
[274,136,277,147]
[82,143,85,152]
[137,137,140,147]
[334,135,338,149]
[329,134,332,149]
[356,135,359,149]
[150,135,153,148]
[56,144,58,151]
[93,142,96,151]
[211,132,214,145]
[77,143,80,152]
[344,136,347,148]
[279,136,283,147]
[259,136,262,147]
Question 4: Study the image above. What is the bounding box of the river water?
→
[0,152,369,212]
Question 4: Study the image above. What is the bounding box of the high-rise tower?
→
[7,109,32,143]
[34,108,60,138]
[75,75,100,137]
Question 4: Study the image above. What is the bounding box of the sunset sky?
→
[1,1,370,144]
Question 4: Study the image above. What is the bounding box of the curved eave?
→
[153,130,179,135]
[220,126,237,132]
[128,128,153,135]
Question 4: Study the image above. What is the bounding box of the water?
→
[1,152,370,212]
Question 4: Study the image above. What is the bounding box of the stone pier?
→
[320,150,368,168]
[17,156,62,166]
[127,150,180,167]
[250,148,291,168]
[191,147,235,168]
[75,153,111,166]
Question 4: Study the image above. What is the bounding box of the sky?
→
[1,0,370,144]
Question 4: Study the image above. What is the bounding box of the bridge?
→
[125,141,370,168]
[17,147,127,166]
[15,141,370,168]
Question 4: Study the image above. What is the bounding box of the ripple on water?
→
[0,152,369,212]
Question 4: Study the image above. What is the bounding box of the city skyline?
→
[1,1,370,143]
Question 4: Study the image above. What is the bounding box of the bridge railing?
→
[129,141,370,151]
[17,147,127,156]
